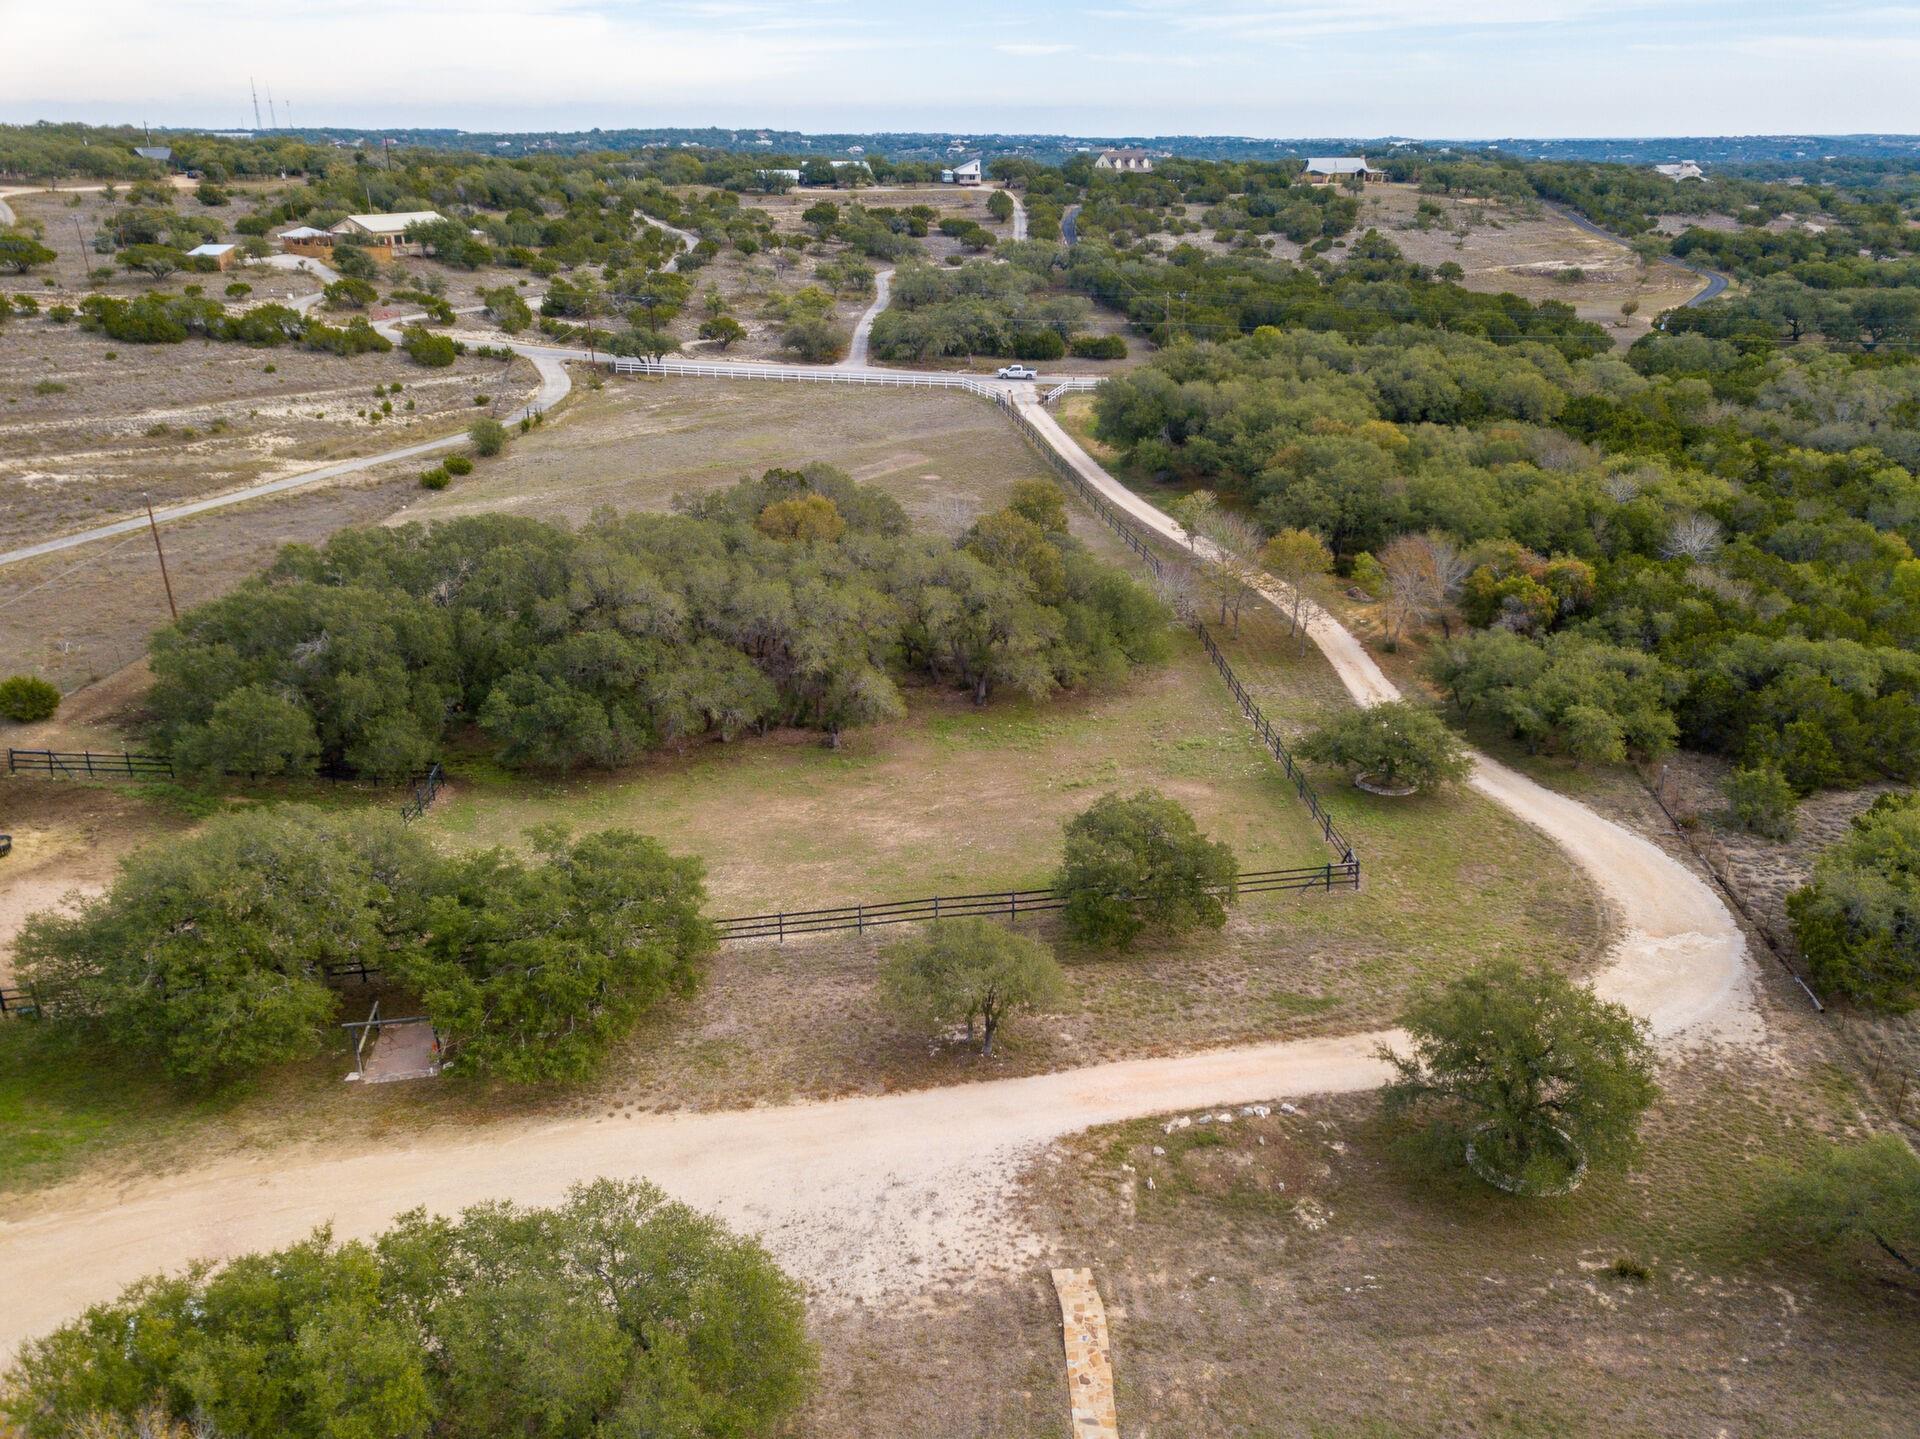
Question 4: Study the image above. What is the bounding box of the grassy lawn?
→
[421,633,1335,914]
[799,1048,1920,1438]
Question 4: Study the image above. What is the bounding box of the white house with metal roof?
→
[1303,157,1386,184]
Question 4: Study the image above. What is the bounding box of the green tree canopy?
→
[2,1181,815,1439]
[1787,792,1920,1010]
[1055,790,1238,950]
[15,808,438,1082]
[395,827,715,1082]
[1382,959,1658,1193]
[1759,1135,1920,1280]
[881,918,1069,1056]
[1298,700,1472,793]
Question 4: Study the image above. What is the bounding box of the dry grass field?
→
[0,315,534,549]
[799,1044,1920,1439]
[1351,183,1707,343]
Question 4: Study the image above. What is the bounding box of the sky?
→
[2,0,1916,138]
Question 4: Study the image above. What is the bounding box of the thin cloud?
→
[994,42,1076,56]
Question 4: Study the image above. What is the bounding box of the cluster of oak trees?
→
[2,1181,813,1439]
[1094,323,1920,789]
[148,467,1170,781]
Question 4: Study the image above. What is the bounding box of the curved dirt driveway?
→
[0,376,1754,1363]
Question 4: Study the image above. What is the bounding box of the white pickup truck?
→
[995,364,1039,380]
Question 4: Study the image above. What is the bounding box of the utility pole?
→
[267,85,279,130]
[143,495,178,622]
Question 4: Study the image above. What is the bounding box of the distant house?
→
[755,168,803,186]
[328,210,446,257]
[185,242,238,271]
[1093,148,1154,173]
[1653,161,1705,182]
[941,157,983,185]
[1303,157,1385,185]
[829,159,871,175]
[276,225,336,261]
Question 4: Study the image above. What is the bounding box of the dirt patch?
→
[0,318,534,551]
[1351,183,1705,344]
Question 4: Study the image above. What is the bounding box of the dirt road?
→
[841,268,894,367]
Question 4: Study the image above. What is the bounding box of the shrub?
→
[419,466,451,490]
[223,281,252,298]
[1787,793,1920,1010]
[322,276,378,309]
[1297,701,1471,793]
[1726,764,1797,839]
[469,416,507,456]
[1382,959,1658,1193]
[1069,333,1128,359]
[882,918,1068,1056]
[472,393,490,406]
[442,455,474,476]
[1009,329,1066,361]
[402,325,458,367]
[1055,790,1238,950]
[0,674,61,722]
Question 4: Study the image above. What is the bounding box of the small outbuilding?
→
[185,242,239,271]
[941,157,983,185]
[133,145,173,164]
[1303,157,1386,185]
[1653,161,1705,182]
[1093,148,1154,173]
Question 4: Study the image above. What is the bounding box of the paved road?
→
[841,267,894,367]
[1062,203,1081,246]
[1543,201,1729,307]
[0,391,1756,1360]
[1007,187,1028,242]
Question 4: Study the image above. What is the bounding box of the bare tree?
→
[1379,533,1448,646]
[1663,512,1724,562]
[1198,509,1264,635]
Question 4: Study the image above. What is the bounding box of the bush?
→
[0,674,61,722]
[443,455,474,476]
[1382,959,1658,1193]
[1297,701,1470,793]
[1,1180,816,1439]
[1069,333,1128,359]
[402,324,458,367]
[779,314,848,363]
[1787,793,1920,1010]
[1726,763,1797,839]
[323,276,378,310]
[468,416,507,456]
[882,919,1068,1056]
[1009,328,1066,361]
[1055,790,1238,950]
[419,466,451,490]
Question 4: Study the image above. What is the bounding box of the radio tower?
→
[250,78,263,131]
[267,84,279,129]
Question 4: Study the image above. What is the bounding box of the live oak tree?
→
[14,808,440,1082]
[882,918,1069,1056]
[1297,701,1471,793]
[0,673,60,722]
[395,827,715,1082]
[1381,959,1658,1193]
[1056,790,1238,951]
[2,1181,815,1439]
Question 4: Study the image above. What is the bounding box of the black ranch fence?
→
[2,861,1362,1020]
[7,748,173,779]
[998,399,1357,866]
[714,863,1359,942]
[8,748,446,825]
